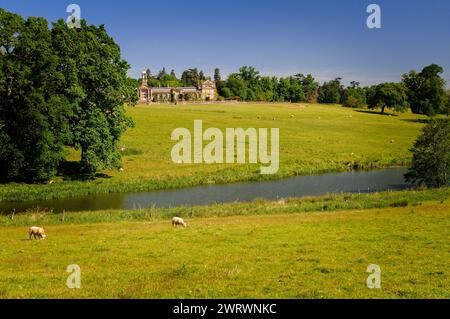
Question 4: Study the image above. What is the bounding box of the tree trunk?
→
[81,146,89,171]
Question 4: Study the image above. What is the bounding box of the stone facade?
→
[138,72,216,103]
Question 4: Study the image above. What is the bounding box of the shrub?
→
[405,119,450,188]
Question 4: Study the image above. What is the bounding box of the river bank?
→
[1,187,448,227]
[0,103,426,203]
[1,197,448,298]
[0,168,411,214]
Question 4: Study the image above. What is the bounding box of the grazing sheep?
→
[29,226,47,240]
[172,217,187,228]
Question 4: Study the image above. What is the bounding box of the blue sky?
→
[2,0,450,86]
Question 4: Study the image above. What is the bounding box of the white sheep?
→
[172,217,187,228]
[29,226,47,240]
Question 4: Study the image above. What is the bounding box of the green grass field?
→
[0,198,448,299]
[0,103,429,202]
[2,102,446,299]
[1,188,449,227]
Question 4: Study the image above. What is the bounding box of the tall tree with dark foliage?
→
[402,64,446,116]
[367,82,409,114]
[405,120,450,188]
[51,19,134,175]
[0,9,134,181]
[0,10,72,182]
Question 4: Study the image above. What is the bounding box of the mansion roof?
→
[139,80,215,92]
[139,86,200,93]
[138,71,216,102]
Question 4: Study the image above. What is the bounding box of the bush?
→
[405,119,450,188]
[342,87,367,108]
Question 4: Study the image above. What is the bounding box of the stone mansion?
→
[138,72,216,103]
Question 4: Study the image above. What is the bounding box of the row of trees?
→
[139,66,319,103]
[140,67,209,88]
[333,64,448,116]
[0,9,136,182]
[143,64,448,116]
[315,64,448,116]
[216,66,319,103]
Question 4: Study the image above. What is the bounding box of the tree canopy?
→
[367,82,409,113]
[318,78,343,104]
[0,9,134,181]
[445,90,450,116]
[51,19,135,175]
[0,10,72,181]
[181,68,202,87]
[402,64,447,116]
[215,67,318,103]
[405,120,450,188]
[138,64,447,116]
[341,82,366,108]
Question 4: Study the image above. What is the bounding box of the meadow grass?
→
[0,200,448,299]
[0,103,429,202]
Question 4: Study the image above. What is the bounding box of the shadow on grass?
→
[353,110,398,117]
[58,161,112,181]
[401,119,431,124]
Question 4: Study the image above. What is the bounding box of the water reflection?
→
[0,168,411,214]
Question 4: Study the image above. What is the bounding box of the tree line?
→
[130,67,210,88]
[317,64,448,116]
[1,8,448,185]
[0,9,137,182]
[144,64,449,116]
[142,65,449,188]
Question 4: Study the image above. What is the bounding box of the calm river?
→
[0,168,411,214]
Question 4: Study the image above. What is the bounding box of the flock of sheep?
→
[28,216,188,240]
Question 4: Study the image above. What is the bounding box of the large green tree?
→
[318,78,343,104]
[1,9,135,181]
[405,120,450,188]
[277,77,305,102]
[367,82,409,114]
[159,73,180,87]
[222,73,246,100]
[295,74,319,103]
[0,10,71,182]
[342,82,366,108]
[445,90,450,116]
[402,64,447,116]
[181,68,201,87]
[157,67,167,79]
[217,67,317,103]
[51,19,134,175]
[214,68,221,83]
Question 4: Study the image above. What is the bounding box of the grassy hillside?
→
[0,200,448,299]
[0,103,428,202]
[104,103,426,180]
